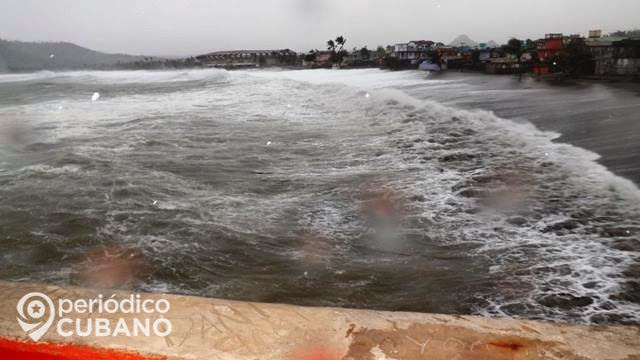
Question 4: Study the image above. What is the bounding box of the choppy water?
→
[0,68,638,325]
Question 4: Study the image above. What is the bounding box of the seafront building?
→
[391,40,435,63]
[585,33,640,76]
[301,51,333,68]
[194,29,640,77]
[195,49,298,68]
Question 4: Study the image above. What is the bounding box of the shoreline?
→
[404,70,640,186]
[3,65,640,84]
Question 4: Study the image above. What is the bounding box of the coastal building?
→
[563,34,582,45]
[392,40,435,63]
[435,46,456,58]
[587,38,640,76]
[345,47,383,67]
[537,33,564,62]
[485,58,523,74]
[302,51,333,68]
[412,40,435,51]
[350,48,366,62]
[478,49,492,62]
[589,30,603,39]
[369,48,384,62]
[471,47,506,71]
[343,48,370,67]
[195,49,298,68]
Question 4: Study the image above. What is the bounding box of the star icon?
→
[31,303,42,315]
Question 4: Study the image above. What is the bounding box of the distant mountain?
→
[448,34,478,47]
[487,40,499,48]
[0,39,150,72]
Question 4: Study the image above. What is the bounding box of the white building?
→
[392,40,435,62]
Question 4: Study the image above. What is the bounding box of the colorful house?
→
[537,33,564,62]
[302,51,333,68]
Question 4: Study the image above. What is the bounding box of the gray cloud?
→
[0,0,639,56]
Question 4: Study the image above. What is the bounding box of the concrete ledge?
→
[0,281,638,359]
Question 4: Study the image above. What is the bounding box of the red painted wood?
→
[0,337,165,360]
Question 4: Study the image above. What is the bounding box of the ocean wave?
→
[0,68,229,84]
[233,70,640,323]
[1,68,637,324]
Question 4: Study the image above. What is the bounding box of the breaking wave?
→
[0,68,638,325]
[0,68,228,84]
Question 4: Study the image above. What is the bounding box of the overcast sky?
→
[1,0,639,56]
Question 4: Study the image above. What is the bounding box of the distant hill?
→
[0,39,150,72]
[449,34,478,47]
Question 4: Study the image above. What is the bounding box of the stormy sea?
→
[0,68,638,325]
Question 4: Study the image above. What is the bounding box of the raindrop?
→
[91,92,100,101]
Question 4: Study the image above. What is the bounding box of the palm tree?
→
[326,36,347,65]
[335,36,347,53]
[327,40,336,52]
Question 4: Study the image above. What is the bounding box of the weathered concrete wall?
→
[0,281,639,359]
[595,58,640,75]
[613,58,640,75]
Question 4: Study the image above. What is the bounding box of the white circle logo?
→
[16,292,55,342]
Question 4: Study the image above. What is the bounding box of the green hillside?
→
[0,39,150,72]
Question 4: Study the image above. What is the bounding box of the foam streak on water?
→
[0,69,638,325]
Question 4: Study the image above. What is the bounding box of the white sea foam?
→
[19,164,81,174]
[0,71,57,83]
[232,69,640,322]
[1,68,638,324]
[0,68,228,84]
